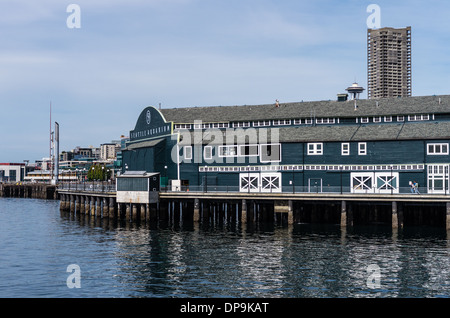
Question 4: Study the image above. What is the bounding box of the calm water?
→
[0,197,448,298]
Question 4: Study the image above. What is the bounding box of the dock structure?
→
[56,186,450,230]
[0,183,57,200]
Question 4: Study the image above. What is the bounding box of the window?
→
[239,144,259,157]
[260,144,281,162]
[408,114,429,121]
[397,116,404,122]
[273,119,291,126]
[204,146,213,160]
[361,117,369,123]
[384,116,392,122]
[184,146,192,160]
[233,122,250,128]
[218,145,238,157]
[308,143,323,155]
[316,118,335,124]
[427,143,449,155]
[358,142,367,155]
[253,120,270,127]
[293,119,302,125]
[194,123,210,129]
[341,143,350,156]
[174,124,191,130]
[373,117,381,123]
[211,123,229,128]
[304,119,313,125]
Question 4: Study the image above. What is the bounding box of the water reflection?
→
[57,210,450,298]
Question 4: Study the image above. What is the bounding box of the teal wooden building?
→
[122,94,450,195]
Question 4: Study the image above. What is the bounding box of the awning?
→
[125,138,165,150]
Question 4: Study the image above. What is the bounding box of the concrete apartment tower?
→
[367,26,411,99]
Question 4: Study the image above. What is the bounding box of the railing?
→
[58,181,116,193]
[58,182,448,195]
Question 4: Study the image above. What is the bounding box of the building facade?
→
[122,95,450,194]
[0,163,26,182]
[367,26,412,99]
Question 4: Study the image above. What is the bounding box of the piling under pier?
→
[57,189,450,230]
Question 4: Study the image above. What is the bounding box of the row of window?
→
[183,144,282,163]
[173,114,432,130]
[198,164,426,173]
[309,142,449,156]
[183,142,449,161]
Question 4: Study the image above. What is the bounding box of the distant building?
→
[0,163,26,182]
[367,26,411,99]
[100,143,119,161]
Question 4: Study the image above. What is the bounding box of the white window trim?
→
[273,119,291,126]
[204,146,213,160]
[184,146,192,160]
[373,116,381,123]
[260,143,282,163]
[253,120,271,127]
[341,143,350,156]
[397,116,404,122]
[361,117,369,123]
[307,143,323,155]
[384,116,392,122]
[218,145,238,157]
[427,143,449,155]
[358,142,367,155]
[238,144,259,157]
[232,122,250,128]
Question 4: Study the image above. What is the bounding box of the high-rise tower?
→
[367,26,411,99]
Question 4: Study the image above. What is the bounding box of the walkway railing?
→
[58,182,447,195]
[58,181,116,193]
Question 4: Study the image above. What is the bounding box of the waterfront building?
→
[122,93,450,194]
[0,163,26,182]
[367,26,412,99]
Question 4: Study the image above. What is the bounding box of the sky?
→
[1,0,449,163]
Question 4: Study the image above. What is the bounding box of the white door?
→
[239,173,259,192]
[260,173,282,193]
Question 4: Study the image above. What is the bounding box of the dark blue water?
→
[0,198,448,298]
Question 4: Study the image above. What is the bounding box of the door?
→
[308,178,322,193]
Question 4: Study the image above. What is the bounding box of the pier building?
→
[122,94,450,196]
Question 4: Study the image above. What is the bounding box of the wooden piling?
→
[241,199,247,224]
[392,201,398,229]
[341,200,347,227]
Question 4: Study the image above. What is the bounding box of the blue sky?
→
[1,0,449,163]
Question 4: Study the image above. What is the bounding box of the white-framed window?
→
[211,122,229,128]
[184,146,192,160]
[384,116,392,122]
[307,143,323,155]
[239,144,259,157]
[408,114,429,121]
[260,144,281,162]
[427,143,449,155]
[397,116,405,122]
[358,142,367,155]
[218,145,238,157]
[232,122,250,128]
[304,118,313,125]
[194,123,210,129]
[204,146,213,160]
[273,119,291,126]
[293,119,302,125]
[341,143,350,156]
[361,117,369,123]
[373,116,381,123]
[253,120,270,127]
[316,118,335,124]
[174,124,191,130]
